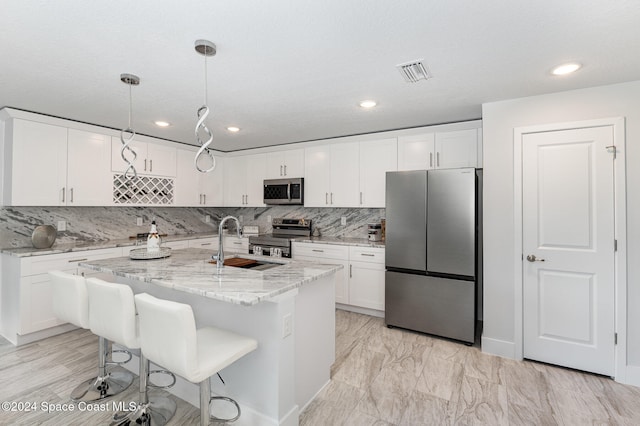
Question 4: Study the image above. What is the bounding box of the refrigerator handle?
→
[349,264,352,278]
[436,152,440,167]
[429,152,433,168]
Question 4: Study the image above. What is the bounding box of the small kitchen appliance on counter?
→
[248,218,312,258]
[367,223,382,242]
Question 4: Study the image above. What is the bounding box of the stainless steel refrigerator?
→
[385,168,482,343]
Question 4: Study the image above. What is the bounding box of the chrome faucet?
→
[214,215,242,271]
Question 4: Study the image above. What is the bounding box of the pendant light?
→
[120,73,140,181]
[194,39,217,173]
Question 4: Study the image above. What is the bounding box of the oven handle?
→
[287,183,291,201]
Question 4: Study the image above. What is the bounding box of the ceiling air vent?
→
[396,60,432,83]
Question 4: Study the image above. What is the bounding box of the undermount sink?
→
[218,256,284,271]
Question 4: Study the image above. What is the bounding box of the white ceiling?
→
[1,1,639,152]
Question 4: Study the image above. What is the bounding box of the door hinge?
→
[606,145,617,159]
[614,239,618,251]
[615,333,618,345]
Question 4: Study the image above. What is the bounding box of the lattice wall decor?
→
[113,174,174,205]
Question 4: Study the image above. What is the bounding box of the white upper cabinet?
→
[434,129,478,169]
[6,119,67,206]
[304,142,359,207]
[175,148,224,207]
[111,137,177,177]
[2,120,111,206]
[397,133,435,171]
[66,129,112,206]
[398,128,479,170]
[224,153,266,207]
[265,148,304,178]
[358,138,397,207]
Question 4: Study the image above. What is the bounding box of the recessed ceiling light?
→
[359,100,377,108]
[551,62,582,76]
[227,126,240,133]
[154,121,171,127]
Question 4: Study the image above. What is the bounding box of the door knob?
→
[526,254,545,262]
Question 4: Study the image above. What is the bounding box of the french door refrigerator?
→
[384,168,481,343]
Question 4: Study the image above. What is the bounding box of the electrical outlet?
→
[57,220,67,231]
[282,313,292,338]
[239,215,244,223]
[205,215,211,223]
[136,217,143,226]
[341,216,347,226]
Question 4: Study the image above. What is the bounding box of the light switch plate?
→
[341,216,347,226]
[205,215,211,223]
[57,220,66,231]
[282,313,292,338]
[136,217,143,226]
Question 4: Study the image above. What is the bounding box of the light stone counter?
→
[79,248,342,306]
[0,232,217,257]
[292,236,385,248]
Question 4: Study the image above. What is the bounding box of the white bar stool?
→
[49,270,133,402]
[85,278,177,426]
[134,293,258,426]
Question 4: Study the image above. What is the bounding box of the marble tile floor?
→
[300,310,640,426]
[1,311,639,425]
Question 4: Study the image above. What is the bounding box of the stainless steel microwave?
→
[263,178,304,205]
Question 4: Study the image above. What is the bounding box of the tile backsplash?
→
[0,206,384,248]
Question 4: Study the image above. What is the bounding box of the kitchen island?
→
[79,248,340,426]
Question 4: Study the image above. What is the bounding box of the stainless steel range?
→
[248,218,312,258]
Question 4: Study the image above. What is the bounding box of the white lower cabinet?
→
[0,247,121,342]
[348,246,385,311]
[187,237,219,250]
[293,243,385,311]
[293,243,350,304]
[223,236,249,254]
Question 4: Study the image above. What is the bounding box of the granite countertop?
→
[79,248,342,306]
[0,232,218,257]
[292,236,385,248]
[1,233,384,258]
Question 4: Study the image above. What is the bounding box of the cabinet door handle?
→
[430,152,433,168]
[68,258,88,263]
[200,243,212,246]
[312,249,324,253]
[349,264,352,278]
[325,192,328,205]
[331,192,334,204]
[149,159,153,172]
[361,253,375,257]
[203,194,206,204]
[70,188,74,203]
[61,187,65,203]
[284,165,287,176]
[436,152,440,167]
[280,165,283,176]
[360,192,363,205]
[144,159,147,171]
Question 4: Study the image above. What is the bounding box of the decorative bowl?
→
[31,225,57,249]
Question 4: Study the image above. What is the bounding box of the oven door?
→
[263,178,304,205]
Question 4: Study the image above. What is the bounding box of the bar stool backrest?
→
[49,270,90,329]
[86,278,139,349]
[134,293,200,382]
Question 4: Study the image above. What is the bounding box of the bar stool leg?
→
[200,379,211,426]
[71,337,134,402]
[200,377,241,425]
[111,354,176,426]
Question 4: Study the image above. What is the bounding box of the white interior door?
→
[522,125,615,376]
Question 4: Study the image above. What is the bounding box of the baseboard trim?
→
[623,365,640,388]
[336,304,384,318]
[481,335,516,359]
